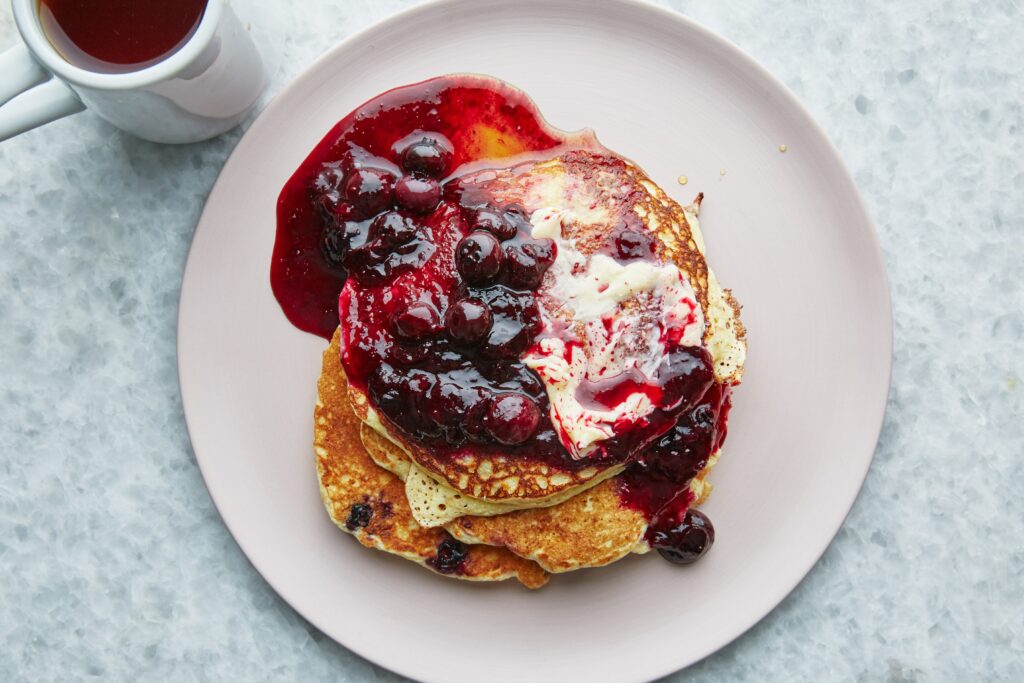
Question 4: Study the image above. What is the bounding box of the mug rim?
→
[11,0,225,91]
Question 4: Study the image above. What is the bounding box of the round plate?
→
[178,1,891,681]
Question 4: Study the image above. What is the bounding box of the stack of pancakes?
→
[314,152,745,588]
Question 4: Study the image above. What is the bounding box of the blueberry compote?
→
[272,76,562,338]
[272,75,734,565]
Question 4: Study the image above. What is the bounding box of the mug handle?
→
[0,44,85,142]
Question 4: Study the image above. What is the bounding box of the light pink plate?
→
[178,1,892,680]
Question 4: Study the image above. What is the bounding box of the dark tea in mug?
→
[37,0,208,74]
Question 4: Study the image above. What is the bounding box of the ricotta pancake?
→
[272,73,746,585]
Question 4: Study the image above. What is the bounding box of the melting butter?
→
[523,208,705,458]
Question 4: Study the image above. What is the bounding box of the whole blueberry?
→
[456,231,504,284]
[394,176,442,214]
[445,297,492,346]
[484,392,540,445]
[343,168,396,218]
[651,509,715,565]
[391,302,441,340]
[400,134,454,178]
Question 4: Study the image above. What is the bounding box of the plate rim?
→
[177,0,893,680]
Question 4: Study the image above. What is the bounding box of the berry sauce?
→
[273,76,562,339]
[272,75,733,562]
[618,383,732,548]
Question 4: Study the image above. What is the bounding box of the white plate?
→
[178,1,892,680]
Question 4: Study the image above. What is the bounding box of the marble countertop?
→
[1,0,1021,680]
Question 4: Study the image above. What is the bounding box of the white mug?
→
[0,0,265,144]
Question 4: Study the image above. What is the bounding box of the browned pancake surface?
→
[445,479,648,573]
[315,331,548,589]
[357,415,651,573]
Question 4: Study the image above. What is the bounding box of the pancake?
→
[319,186,742,574]
[349,388,624,527]
[344,150,744,514]
[337,173,743,571]
[294,73,747,585]
[315,332,548,588]
[466,152,745,386]
[358,406,721,573]
[446,454,719,573]
[458,150,711,339]
[346,382,621,505]
[358,414,646,572]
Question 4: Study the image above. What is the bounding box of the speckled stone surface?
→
[1,1,1021,680]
